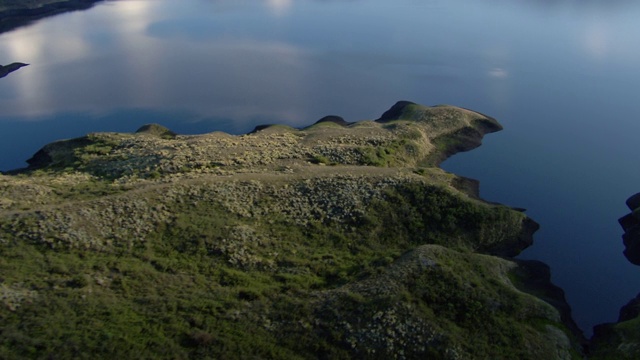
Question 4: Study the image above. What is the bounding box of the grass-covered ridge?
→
[0,102,583,358]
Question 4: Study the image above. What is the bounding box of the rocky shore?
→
[0,102,585,358]
[618,193,640,265]
[587,194,640,359]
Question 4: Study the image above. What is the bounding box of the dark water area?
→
[2,0,640,335]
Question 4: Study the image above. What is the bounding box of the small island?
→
[0,102,585,358]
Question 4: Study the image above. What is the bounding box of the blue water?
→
[2,0,640,335]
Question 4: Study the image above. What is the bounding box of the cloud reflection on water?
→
[2,0,638,126]
[0,0,324,125]
[1,0,639,128]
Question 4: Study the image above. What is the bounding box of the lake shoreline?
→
[0,0,104,34]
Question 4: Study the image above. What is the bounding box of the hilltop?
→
[0,102,584,359]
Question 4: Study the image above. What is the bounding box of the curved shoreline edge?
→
[0,101,587,358]
[0,0,104,34]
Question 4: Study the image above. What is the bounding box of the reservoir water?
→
[2,0,640,335]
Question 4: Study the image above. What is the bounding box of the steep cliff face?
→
[588,194,640,359]
[618,193,640,265]
[0,102,582,359]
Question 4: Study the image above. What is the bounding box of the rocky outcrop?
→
[588,194,640,358]
[619,192,640,265]
[589,295,640,359]
[617,293,640,322]
[512,260,585,345]
[0,102,583,359]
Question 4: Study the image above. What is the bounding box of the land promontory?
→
[0,102,584,358]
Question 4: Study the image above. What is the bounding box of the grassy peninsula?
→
[0,102,584,358]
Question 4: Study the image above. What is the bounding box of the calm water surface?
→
[2,0,640,335]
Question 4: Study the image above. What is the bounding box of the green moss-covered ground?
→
[0,102,583,358]
[0,176,579,359]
